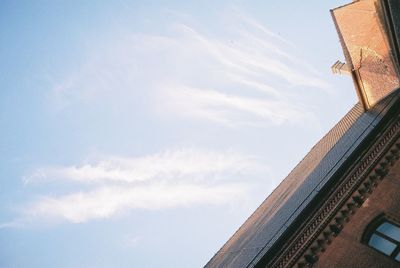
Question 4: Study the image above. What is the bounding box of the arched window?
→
[363,216,400,262]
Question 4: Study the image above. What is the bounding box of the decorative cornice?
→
[267,115,400,268]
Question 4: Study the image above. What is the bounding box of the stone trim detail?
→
[268,116,400,268]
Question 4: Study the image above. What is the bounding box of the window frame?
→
[362,214,400,262]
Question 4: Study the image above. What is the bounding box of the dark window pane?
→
[396,253,400,262]
[368,234,397,255]
[377,222,400,242]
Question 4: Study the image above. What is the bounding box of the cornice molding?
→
[266,115,400,268]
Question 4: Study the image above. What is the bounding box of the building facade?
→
[205,0,400,267]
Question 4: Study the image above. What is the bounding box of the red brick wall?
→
[315,160,400,267]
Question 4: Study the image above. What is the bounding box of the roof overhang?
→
[332,0,400,110]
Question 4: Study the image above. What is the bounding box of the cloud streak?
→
[50,11,328,127]
[14,149,264,224]
[174,23,328,89]
[25,149,259,184]
[163,86,312,126]
[25,183,247,223]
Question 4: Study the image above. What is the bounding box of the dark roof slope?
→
[205,89,400,268]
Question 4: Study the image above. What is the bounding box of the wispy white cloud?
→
[24,182,247,223]
[173,23,329,89]
[162,85,312,126]
[13,149,265,225]
[230,10,296,48]
[49,11,328,127]
[25,149,259,184]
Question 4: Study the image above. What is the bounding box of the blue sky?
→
[1,1,356,267]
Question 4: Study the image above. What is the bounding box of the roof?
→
[205,89,400,268]
[331,0,400,109]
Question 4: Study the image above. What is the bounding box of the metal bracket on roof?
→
[331,60,351,75]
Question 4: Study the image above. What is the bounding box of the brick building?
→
[205,0,400,267]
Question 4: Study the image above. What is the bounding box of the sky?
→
[0,1,357,267]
